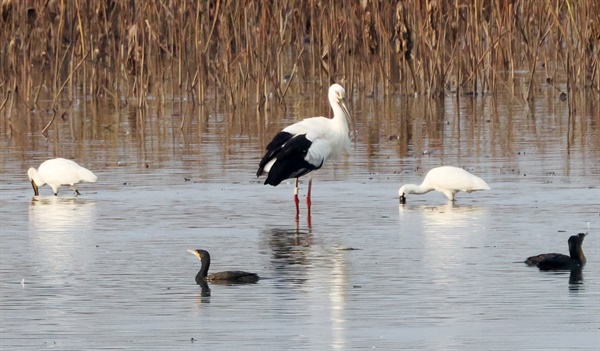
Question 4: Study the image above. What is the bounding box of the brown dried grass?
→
[0,0,597,117]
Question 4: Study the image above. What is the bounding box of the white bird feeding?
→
[27,158,98,196]
[398,166,490,204]
[257,84,355,219]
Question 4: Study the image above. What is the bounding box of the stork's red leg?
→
[294,178,300,220]
[306,178,312,211]
[306,179,313,225]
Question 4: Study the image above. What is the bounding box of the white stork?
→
[28,158,98,196]
[398,166,490,204]
[257,84,354,219]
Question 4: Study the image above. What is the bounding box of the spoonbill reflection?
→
[398,166,490,204]
[257,84,354,220]
[28,158,97,196]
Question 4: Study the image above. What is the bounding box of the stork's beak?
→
[399,194,407,204]
[31,179,39,196]
[340,99,357,140]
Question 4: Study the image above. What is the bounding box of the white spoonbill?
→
[257,83,355,219]
[398,166,490,204]
[28,158,97,196]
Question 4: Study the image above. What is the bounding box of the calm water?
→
[1,90,599,350]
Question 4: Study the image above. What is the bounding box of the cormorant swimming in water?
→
[525,233,586,270]
[187,249,260,283]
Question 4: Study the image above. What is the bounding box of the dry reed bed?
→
[0,0,598,120]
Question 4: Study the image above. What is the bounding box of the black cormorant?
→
[525,233,586,270]
[187,249,260,283]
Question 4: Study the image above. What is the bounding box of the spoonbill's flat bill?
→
[398,166,490,204]
[28,158,97,196]
[257,84,354,219]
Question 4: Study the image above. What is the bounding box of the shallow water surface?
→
[1,93,599,350]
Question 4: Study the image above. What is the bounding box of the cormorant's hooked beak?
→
[31,179,39,196]
[187,249,201,259]
[399,194,407,205]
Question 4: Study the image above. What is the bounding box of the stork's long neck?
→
[330,101,350,136]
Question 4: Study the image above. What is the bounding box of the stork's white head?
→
[328,84,346,103]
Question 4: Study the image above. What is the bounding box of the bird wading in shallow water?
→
[398,166,490,204]
[27,158,97,196]
[525,233,587,270]
[187,249,260,283]
[257,84,355,220]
